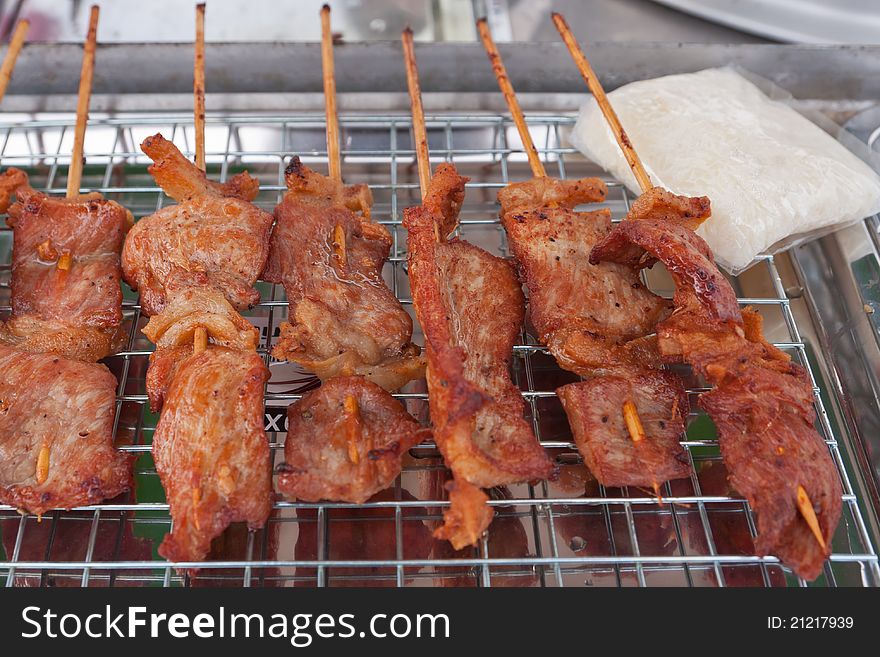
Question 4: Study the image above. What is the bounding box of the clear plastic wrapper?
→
[570,67,880,274]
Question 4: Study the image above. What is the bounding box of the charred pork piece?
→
[146,345,272,572]
[122,134,272,317]
[0,345,132,514]
[2,187,132,361]
[278,375,427,504]
[263,157,424,391]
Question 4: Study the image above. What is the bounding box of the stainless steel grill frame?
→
[0,111,878,588]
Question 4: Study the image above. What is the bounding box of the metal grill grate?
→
[0,112,878,587]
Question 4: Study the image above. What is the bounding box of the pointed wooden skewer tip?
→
[321,4,342,182]
[66,5,100,199]
[343,394,362,465]
[0,18,30,105]
[476,18,545,179]
[796,484,828,552]
[551,12,652,194]
[401,26,431,202]
[622,400,645,444]
[36,443,50,485]
[622,399,662,501]
[332,223,347,269]
[193,326,208,354]
[194,3,207,172]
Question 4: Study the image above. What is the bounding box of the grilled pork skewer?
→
[590,212,842,580]
[124,5,271,570]
[477,19,691,493]
[0,6,133,515]
[262,8,423,393]
[122,9,273,323]
[554,12,840,579]
[274,5,427,505]
[402,28,553,549]
[1,8,132,363]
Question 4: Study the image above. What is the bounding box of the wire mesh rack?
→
[0,111,878,587]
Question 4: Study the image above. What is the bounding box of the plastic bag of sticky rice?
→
[570,67,880,274]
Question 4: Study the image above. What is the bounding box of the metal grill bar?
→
[0,112,877,588]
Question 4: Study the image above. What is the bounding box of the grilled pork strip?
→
[591,204,841,581]
[147,346,272,569]
[278,376,428,504]
[2,187,131,361]
[557,372,690,488]
[405,163,553,549]
[0,345,132,515]
[122,134,273,317]
[498,177,694,488]
[264,157,424,391]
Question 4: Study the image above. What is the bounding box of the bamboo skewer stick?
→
[622,400,645,443]
[192,4,208,353]
[551,12,652,194]
[36,443,50,485]
[66,5,99,199]
[0,18,29,104]
[322,6,347,267]
[343,394,362,465]
[321,4,342,182]
[401,27,431,201]
[194,3,206,172]
[797,485,828,552]
[476,19,545,179]
[622,399,661,500]
[331,222,347,269]
[193,327,208,354]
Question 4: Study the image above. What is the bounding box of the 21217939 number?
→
[768,617,854,629]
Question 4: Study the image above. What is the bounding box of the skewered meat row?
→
[498,178,696,489]
[268,4,428,510]
[263,157,425,392]
[405,163,554,549]
[277,375,428,504]
[0,163,134,516]
[0,344,132,515]
[122,134,273,317]
[474,17,696,492]
[267,9,427,511]
[590,195,842,580]
[0,11,133,517]
[125,135,273,568]
[1,183,132,362]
